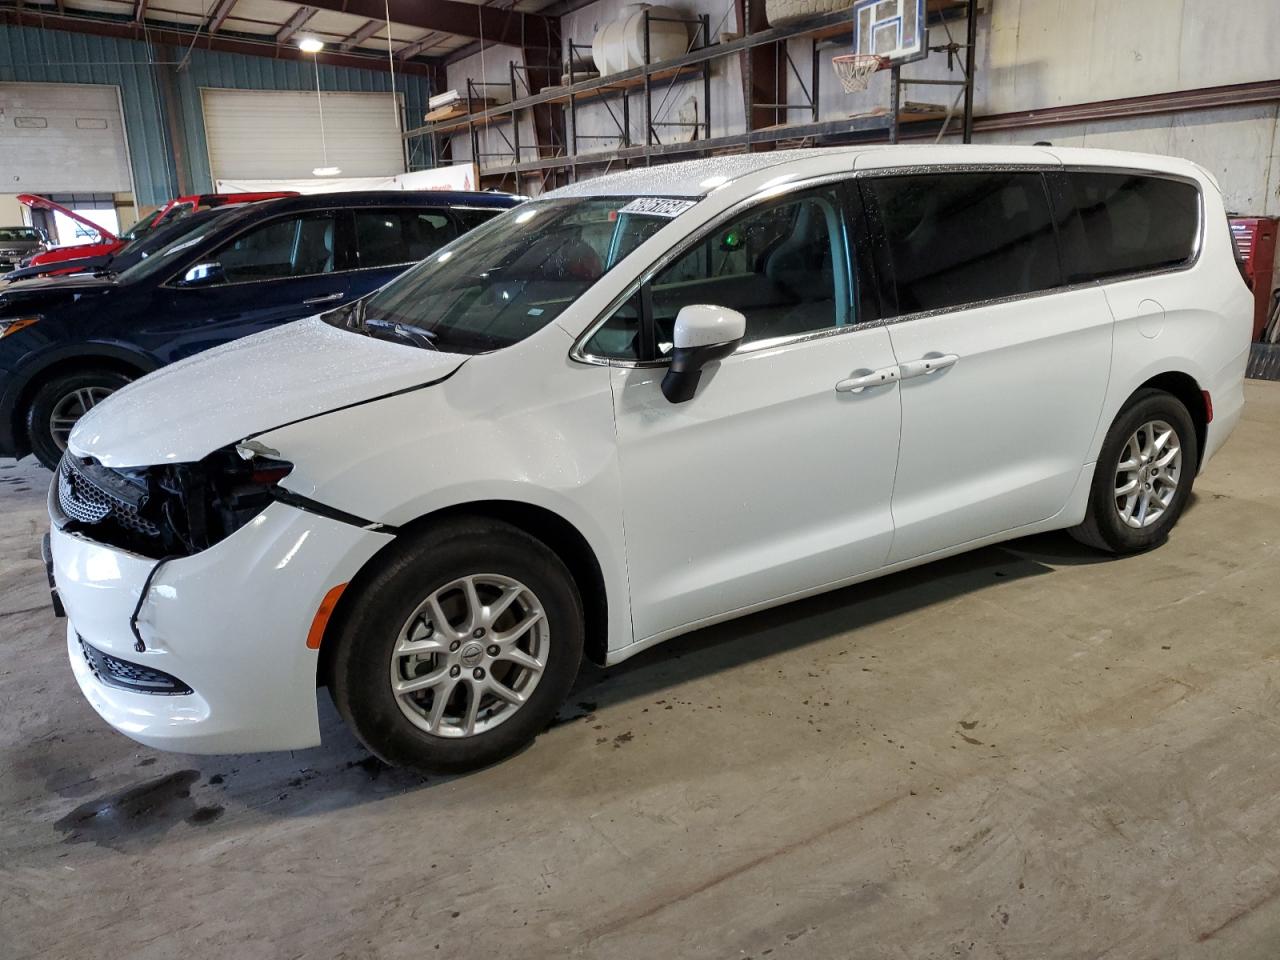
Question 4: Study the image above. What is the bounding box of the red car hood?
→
[18,194,119,243]
[18,194,122,267]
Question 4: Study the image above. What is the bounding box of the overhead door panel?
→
[0,82,132,193]
[201,89,405,181]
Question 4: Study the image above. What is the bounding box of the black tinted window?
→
[1061,173,1199,281]
[454,208,504,232]
[867,172,1061,314]
[355,209,458,268]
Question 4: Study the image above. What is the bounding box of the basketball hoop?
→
[832,53,888,94]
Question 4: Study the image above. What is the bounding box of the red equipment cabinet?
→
[1230,216,1278,341]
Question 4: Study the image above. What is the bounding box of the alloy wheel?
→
[390,573,549,738]
[1114,419,1182,529]
[48,386,114,451]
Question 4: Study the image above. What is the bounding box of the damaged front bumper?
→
[52,499,394,754]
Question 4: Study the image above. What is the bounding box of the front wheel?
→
[1069,388,1199,554]
[328,518,584,773]
[26,369,133,469]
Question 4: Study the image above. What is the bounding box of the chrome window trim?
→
[571,163,1207,369]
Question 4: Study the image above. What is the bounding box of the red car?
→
[19,191,297,273]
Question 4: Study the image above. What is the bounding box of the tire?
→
[26,369,133,470]
[1068,388,1199,554]
[328,518,585,773]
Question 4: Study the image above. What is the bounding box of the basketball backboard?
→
[852,0,927,65]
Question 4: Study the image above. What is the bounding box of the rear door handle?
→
[898,353,959,380]
[303,292,345,306]
[835,366,900,393]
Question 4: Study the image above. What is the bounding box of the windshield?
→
[0,227,40,242]
[339,196,687,354]
[120,216,159,243]
[114,208,246,284]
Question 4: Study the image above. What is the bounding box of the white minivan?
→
[47,145,1251,772]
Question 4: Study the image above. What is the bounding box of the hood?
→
[0,271,116,306]
[18,194,118,243]
[70,316,468,468]
[1,254,111,284]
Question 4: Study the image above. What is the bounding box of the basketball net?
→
[832,53,889,94]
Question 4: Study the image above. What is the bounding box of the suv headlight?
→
[0,316,40,338]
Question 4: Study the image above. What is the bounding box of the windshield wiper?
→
[365,316,439,350]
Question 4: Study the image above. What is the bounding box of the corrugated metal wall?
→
[173,46,430,194]
[0,24,431,207]
[1,25,177,206]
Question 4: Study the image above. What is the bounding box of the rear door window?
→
[1057,172,1200,282]
[863,171,1063,315]
[354,208,459,269]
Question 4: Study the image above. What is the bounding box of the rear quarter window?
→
[1060,172,1200,282]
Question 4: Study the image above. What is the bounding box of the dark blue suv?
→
[0,190,521,467]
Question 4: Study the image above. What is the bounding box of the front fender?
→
[254,327,634,654]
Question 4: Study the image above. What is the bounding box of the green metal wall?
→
[0,24,431,207]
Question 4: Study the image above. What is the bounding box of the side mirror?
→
[661,304,746,403]
[178,261,225,287]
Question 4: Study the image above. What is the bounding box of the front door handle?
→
[835,366,900,393]
[303,292,345,306]
[898,353,959,380]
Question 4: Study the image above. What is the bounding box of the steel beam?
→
[275,5,317,44]
[338,18,383,51]
[0,8,434,75]
[206,0,238,33]
[300,0,557,47]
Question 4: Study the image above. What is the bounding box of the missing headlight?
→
[56,446,293,558]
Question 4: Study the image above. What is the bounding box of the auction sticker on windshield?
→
[619,198,697,218]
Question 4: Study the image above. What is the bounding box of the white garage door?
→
[202,88,405,181]
[0,82,132,193]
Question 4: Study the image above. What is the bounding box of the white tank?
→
[592,4,690,76]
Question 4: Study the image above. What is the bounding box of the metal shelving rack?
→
[404,0,978,191]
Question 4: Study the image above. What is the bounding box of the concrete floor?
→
[3,382,1280,960]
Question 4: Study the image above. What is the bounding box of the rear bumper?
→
[1202,344,1249,469]
[52,500,394,754]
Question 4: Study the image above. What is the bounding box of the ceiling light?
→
[298,36,324,53]
[312,166,342,177]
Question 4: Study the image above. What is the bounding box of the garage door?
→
[0,82,132,193]
[202,88,406,181]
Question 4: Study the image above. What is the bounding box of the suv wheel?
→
[1068,388,1199,554]
[26,370,133,470]
[328,518,585,773]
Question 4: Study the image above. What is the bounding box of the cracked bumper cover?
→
[53,499,394,754]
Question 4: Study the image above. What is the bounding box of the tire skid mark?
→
[582,791,907,943]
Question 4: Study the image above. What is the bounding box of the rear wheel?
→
[26,369,133,470]
[328,518,584,773]
[1068,388,1198,554]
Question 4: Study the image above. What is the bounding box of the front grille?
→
[79,637,193,696]
[58,455,162,539]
